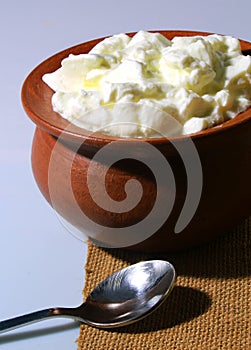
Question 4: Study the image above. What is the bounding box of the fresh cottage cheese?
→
[43,31,251,137]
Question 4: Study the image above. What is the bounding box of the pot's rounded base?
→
[31,127,251,252]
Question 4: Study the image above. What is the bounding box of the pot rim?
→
[21,29,251,147]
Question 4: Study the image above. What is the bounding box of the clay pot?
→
[21,30,251,252]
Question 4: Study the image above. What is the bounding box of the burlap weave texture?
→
[78,219,251,350]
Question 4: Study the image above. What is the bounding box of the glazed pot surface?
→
[31,124,251,252]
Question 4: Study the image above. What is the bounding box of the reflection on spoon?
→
[0,260,176,333]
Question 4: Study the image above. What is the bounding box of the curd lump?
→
[43,31,251,137]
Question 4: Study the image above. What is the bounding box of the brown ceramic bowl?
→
[21,30,251,252]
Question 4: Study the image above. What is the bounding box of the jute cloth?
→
[78,218,251,350]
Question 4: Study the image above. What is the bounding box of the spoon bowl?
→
[0,260,176,333]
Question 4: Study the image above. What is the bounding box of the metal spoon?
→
[0,260,175,333]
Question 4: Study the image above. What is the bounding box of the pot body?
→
[31,123,251,252]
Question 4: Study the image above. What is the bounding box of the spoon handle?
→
[0,307,82,334]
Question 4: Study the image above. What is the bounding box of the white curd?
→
[43,31,251,137]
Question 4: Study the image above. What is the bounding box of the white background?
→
[0,0,250,349]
